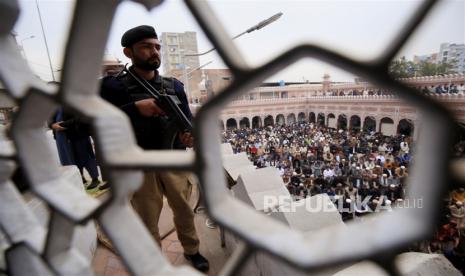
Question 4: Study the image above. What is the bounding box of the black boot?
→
[98,182,110,190]
[86,178,100,190]
[184,252,209,272]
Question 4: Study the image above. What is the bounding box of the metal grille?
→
[0,0,457,275]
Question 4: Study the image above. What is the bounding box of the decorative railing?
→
[227,93,465,107]
[244,73,465,95]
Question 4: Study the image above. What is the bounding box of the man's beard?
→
[133,55,160,71]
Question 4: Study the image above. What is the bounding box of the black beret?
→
[121,25,158,47]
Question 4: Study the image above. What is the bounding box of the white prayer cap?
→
[385,200,392,205]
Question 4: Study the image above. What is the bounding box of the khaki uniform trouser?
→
[131,171,199,255]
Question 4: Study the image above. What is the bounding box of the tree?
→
[417,61,436,76]
[389,57,457,78]
[416,60,456,76]
[388,56,416,78]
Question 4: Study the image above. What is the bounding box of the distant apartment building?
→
[414,43,465,73]
[439,43,465,73]
[413,53,438,64]
[160,32,201,103]
[160,32,200,75]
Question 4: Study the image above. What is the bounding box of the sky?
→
[13,0,465,82]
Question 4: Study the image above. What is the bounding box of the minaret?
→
[198,70,207,104]
[322,73,331,93]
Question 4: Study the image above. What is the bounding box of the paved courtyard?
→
[92,212,229,275]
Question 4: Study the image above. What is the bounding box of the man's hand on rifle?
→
[180,132,194,148]
[135,98,166,117]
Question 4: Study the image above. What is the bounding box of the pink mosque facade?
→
[218,74,465,139]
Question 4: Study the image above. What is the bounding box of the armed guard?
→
[100,25,209,272]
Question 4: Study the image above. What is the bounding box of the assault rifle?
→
[123,64,192,148]
[123,65,236,189]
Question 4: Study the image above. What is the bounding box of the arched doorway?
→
[349,115,361,131]
[226,118,238,130]
[298,112,306,122]
[453,121,465,142]
[380,117,395,136]
[363,116,376,132]
[397,119,414,136]
[309,112,316,123]
[239,117,250,129]
[287,113,296,124]
[276,114,285,126]
[327,113,336,128]
[337,114,347,130]
[317,113,325,126]
[264,115,274,127]
[252,116,262,128]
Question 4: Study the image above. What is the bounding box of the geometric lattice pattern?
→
[0,0,457,275]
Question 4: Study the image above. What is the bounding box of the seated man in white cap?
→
[400,138,410,155]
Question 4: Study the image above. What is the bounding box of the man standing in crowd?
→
[100,25,208,272]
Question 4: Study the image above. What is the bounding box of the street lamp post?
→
[179,49,191,102]
[185,12,283,58]
[35,0,55,81]
[179,12,283,103]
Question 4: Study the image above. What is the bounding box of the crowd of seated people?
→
[223,122,464,273]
